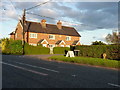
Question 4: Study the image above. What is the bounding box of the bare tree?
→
[105,31,120,44]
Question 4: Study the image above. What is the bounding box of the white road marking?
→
[108,83,120,87]
[11,61,59,73]
[72,75,76,77]
[1,62,48,76]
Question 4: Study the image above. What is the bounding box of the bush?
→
[70,45,120,60]
[24,43,50,55]
[53,47,70,54]
[2,39,23,55]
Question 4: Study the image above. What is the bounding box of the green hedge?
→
[24,43,50,55]
[71,45,120,60]
[53,47,70,54]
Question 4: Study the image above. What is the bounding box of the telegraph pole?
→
[22,9,26,55]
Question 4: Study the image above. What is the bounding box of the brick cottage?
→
[10,19,81,48]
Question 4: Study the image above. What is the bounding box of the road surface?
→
[2,55,120,88]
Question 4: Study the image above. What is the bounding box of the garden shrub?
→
[2,39,23,55]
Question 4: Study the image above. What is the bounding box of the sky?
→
[0,0,119,45]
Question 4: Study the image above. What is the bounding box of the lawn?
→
[49,55,120,69]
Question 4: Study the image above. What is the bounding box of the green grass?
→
[49,55,120,68]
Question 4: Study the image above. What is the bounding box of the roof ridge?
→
[25,20,74,28]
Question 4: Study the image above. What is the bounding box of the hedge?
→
[24,43,50,55]
[71,45,120,60]
[53,47,70,54]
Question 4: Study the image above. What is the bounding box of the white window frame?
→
[49,35,55,40]
[66,36,71,41]
[30,33,37,38]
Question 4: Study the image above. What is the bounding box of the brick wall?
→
[26,32,80,47]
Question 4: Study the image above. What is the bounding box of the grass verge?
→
[48,55,120,69]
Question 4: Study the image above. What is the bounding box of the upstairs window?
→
[30,33,37,38]
[49,35,55,40]
[66,36,71,41]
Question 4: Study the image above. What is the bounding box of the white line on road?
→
[108,83,120,87]
[11,61,59,73]
[1,62,48,76]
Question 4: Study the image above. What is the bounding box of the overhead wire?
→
[26,0,52,11]
[26,12,104,29]
[9,0,22,20]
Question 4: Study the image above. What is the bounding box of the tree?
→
[105,31,120,44]
[91,41,106,45]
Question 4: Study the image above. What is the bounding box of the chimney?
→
[41,19,46,28]
[57,20,62,29]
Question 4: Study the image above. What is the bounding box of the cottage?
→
[10,19,81,48]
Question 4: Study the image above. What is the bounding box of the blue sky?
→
[0,0,119,45]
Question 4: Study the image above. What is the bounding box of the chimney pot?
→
[57,20,62,29]
[41,19,46,28]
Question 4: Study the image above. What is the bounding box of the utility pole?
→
[22,9,26,55]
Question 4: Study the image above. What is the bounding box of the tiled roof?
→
[24,20,81,37]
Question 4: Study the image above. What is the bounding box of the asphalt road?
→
[2,55,120,88]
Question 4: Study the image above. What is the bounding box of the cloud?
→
[1,1,118,31]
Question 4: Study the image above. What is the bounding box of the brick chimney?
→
[41,19,46,28]
[57,20,62,29]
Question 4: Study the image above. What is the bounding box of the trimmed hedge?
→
[24,43,50,55]
[53,47,70,54]
[71,45,120,60]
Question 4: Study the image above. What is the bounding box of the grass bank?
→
[49,55,120,69]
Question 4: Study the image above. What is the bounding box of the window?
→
[66,36,71,41]
[49,35,55,40]
[30,33,37,38]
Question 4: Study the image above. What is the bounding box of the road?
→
[2,55,120,88]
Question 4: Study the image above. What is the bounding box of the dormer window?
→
[66,36,71,41]
[49,35,55,40]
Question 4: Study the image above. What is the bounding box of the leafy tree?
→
[105,32,120,44]
[91,41,106,45]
